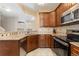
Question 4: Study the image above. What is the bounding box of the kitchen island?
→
[0,35,27,56]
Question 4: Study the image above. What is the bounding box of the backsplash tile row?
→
[55,24,79,35]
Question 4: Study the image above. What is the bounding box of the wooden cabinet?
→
[38,35,53,48]
[49,12,56,27]
[39,3,76,27]
[55,3,76,26]
[0,40,20,56]
[22,35,38,53]
[38,35,46,48]
[50,37,54,48]
[39,12,56,27]
[22,34,53,52]
[39,13,50,27]
[71,44,79,56]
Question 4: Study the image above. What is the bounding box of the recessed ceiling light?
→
[31,17,35,21]
[5,8,11,12]
[38,3,45,5]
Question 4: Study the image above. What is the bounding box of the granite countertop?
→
[0,34,41,40]
[0,35,27,40]
[70,42,79,47]
[0,33,67,40]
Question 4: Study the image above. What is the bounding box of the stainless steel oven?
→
[53,30,79,56]
[53,37,70,56]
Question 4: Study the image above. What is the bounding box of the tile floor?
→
[26,48,57,56]
[20,47,26,56]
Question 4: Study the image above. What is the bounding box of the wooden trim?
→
[40,26,56,27]
[39,3,76,13]
[50,3,61,12]
[39,12,50,14]
[39,3,61,13]
[18,40,20,56]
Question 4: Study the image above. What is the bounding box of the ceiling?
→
[23,3,60,12]
[0,3,60,17]
[0,3,23,17]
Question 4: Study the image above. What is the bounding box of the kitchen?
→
[0,3,79,56]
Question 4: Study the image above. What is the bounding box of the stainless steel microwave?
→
[61,13,73,23]
[73,8,79,19]
[61,4,79,24]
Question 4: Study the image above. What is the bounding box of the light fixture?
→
[5,8,11,12]
[38,3,45,5]
[31,16,35,21]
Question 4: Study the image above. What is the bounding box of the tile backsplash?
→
[55,24,79,35]
[38,27,53,34]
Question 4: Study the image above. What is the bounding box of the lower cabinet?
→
[26,35,38,52]
[0,40,20,56]
[38,35,53,48]
[50,37,54,48]
[70,44,79,56]
[22,34,53,53]
[22,35,38,53]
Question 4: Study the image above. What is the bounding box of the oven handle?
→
[54,37,69,47]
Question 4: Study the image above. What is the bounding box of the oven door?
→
[53,37,69,56]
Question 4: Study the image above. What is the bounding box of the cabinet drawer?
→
[71,45,79,49]
[71,45,79,56]
[71,47,79,54]
[71,52,79,56]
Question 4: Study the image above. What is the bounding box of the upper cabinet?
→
[49,12,56,27]
[55,3,76,26]
[39,3,76,27]
[39,12,50,27]
[39,12,56,27]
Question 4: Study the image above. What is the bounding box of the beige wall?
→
[17,3,37,16]
[1,15,18,32]
[17,3,40,31]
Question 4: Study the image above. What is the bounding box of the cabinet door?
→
[26,35,38,53]
[45,35,51,48]
[39,13,44,27]
[45,35,53,48]
[71,44,79,56]
[39,13,50,27]
[31,35,38,49]
[50,12,56,27]
[38,35,46,48]
[43,13,50,27]
[50,37,54,48]
[56,9,61,26]
[38,35,53,48]
[39,12,56,27]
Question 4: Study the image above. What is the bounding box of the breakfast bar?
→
[0,35,27,56]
